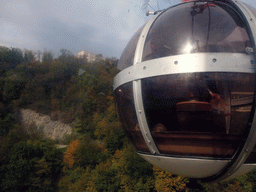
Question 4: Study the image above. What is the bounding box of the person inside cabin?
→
[144,33,171,60]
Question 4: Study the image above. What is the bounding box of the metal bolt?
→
[143,66,146,70]
[251,60,254,64]
[174,61,178,65]
[213,58,217,62]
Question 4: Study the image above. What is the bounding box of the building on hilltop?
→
[78,50,96,62]
[77,50,105,62]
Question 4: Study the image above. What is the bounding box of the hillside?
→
[1,46,256,191]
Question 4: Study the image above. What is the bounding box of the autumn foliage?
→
[63,139,80,169]
[153,166,188,192]
[1,46,256,191]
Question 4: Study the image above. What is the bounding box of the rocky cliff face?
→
[19,109,72,140]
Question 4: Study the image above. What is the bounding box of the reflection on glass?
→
[117,25,145,72]
[142,2,251,61]
[183,43,193,54]
[114,83,150,152]
[142,73,254,158]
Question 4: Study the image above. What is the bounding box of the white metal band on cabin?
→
[133,12,160,155]
[113,53,254,90]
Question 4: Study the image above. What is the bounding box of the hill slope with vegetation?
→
[0,46,256,191]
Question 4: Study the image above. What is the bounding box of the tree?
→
[7,48,24,68]
[0,47,23,74]
[93,103,125,155]
[113,145,155,191]
[92,161,120,191]
[63,139,80,169]
[59,49,73,60]
[0,46,11,75]
[247,170,256,191]
[3,79,24,100]
[58,167,97,192]
[74,136,106,169]
[0,113,15,136]
[1,140,63,192]
[42,51,53,65]
[0,46,10,63]
[153,166,188,192]
[24,50,35,63]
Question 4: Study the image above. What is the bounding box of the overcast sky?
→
[1,0,256,58]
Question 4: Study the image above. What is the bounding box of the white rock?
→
[19,109,72,140]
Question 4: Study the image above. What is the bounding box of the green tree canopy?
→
[1,140,63,192]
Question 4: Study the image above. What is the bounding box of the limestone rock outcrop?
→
[19,109,72,140]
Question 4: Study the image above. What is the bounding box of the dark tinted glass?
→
[142,2,251,61]
[142,73,254,158]
[245,143,256,163]
[114,83,150,152]
[117,25,145,71]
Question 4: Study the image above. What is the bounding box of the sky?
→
[1,0,256,58]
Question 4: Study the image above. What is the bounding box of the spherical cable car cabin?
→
[113,0,256,181]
